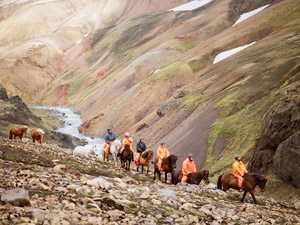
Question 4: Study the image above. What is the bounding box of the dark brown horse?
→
[9,126,28,141]
[218,173,267,204]
[172,169,210,185]
[120,144,133,171]
[153,155,177,184]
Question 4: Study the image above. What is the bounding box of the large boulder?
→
[1,188,30,207]
[273,132,300,188]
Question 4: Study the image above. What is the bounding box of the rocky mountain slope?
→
[1,0,300,199]
[0,137,299,224]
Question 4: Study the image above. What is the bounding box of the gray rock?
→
[157,188,178,200]
[274,132,300,188]
[1,188,30,207]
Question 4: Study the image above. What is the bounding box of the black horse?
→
[172,169,210,185]
[153,155,177,184]
[217,173,268,204]
[119,144,133,171]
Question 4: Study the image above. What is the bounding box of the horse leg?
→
[128,159,131,171]
[137,165,139,173]
[141,166,144,174]
[249,190,257,204]
[165,172,168,184]
[241,191,248,202]
[153,169,156,180]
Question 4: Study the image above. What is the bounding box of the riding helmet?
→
[235,155,240,159]
[125,132,130,136]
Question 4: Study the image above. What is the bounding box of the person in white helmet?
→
[119,132,134,160]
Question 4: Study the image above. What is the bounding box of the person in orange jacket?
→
[181,154,197,183]
[232,155,248,190]
[157,142,169,171]
[119,132,134,158]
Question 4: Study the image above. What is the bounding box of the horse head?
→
[257,175,268,192]
[22,126,28,133]
[203,170,210,184]
[169,155,177,169]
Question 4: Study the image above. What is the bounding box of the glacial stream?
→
[29,106,104,156]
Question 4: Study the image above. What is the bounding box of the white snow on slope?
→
[232,4,270,26]
[213,42,256,64]
[169,0,213,11]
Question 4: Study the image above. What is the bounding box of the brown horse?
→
[217,173,267,204]
[153,155,177,184]
[9,126,28,141]
[136,150,154,175]
[120,144,133,171]
[172,169,210,185]
[31,128,45,144]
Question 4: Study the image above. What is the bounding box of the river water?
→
[29,106,104,156]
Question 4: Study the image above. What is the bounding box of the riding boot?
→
[237,187,243,192]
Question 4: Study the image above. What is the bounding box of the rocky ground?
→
[0,137,299,225]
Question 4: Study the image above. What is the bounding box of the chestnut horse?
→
[153,155,177,184]
[9,126,28,141]
[31,128,45,144]
[171,169,210,185]
[218,173,267,204]
[136,150,154,175]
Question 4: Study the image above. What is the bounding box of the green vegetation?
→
[150,56,191,82]
[85,42,110,63]
[206,91,275,181]
[180,93,202,111]
[258,2,300,29]
[173,41,196,53]
[188,59,205,72]
[281,71,300,88]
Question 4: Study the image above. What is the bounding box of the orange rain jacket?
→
[182,158,197,175]
[232,160,248,187]
[157,146,169,171]
[120,136,133,153]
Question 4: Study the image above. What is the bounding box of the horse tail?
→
[217,175,223,190]
[9,129,13,139]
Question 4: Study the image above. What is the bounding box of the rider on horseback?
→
[136,137,146,165]
[157,142,169,173]
[233,155,248,191]
[120,132,134,160]
[103,128,116,155]
[181,154,197,183]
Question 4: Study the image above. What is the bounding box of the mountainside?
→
[0,138,299,224]
[1,0,300,197]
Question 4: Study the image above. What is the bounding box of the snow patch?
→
[169,0,213,12]
[149,69,161,76]
[232,4,270,27]
[213,42,256,64]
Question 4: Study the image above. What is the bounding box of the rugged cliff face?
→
[1,0,300,191]
[248,83,300,188]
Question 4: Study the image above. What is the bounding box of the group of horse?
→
[101,139,268,204]
[8,129,268,204]
[9,126,45,144]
